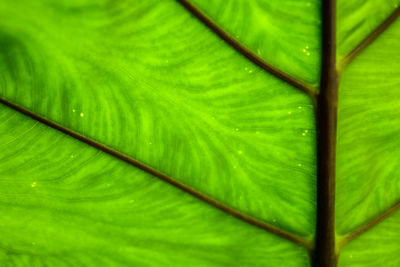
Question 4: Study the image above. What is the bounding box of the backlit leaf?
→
[1,0,400,266]
[0,104,310,267]
[339,209,400,266]
[0,0,316,236]
[189,0,321,86]
[337,0,400,59]
[336,18,400,235]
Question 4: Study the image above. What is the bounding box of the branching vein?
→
[338,200,400,250]
[339,7,400,71]
[177,0,317,99]
[0,97,312,251]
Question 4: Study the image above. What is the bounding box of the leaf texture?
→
[338,210,400,267]
[189,0,321,86]
[337,0,400,59]
[0,0,316,236]
[0,104,311,267]
[1,0,400,266]
[336,18,400,235]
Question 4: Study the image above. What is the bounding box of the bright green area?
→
[0,0,316,235]
[336,19,400,235]
[0,104,311,267]
[338,210,400,267]
[4,0,399,264]
[337,0,400,60]
[190,0,321,87]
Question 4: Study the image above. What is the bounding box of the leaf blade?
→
[337,0,400,59]
[0,104,311,267]
[0,0,317,235]
[338,209,400,267]
[188,0,321,86]
[336,17,400,235]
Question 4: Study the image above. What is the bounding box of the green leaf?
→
[189,0,321,86]
[1,0,400,266]
[338,209,400,266]
[0,0,316,236]
[337,0,400,60]
[336,17,400,235]
[0,104,311,266]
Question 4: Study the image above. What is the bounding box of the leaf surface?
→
[0,104,310,267]
[0,0,316,236]
[337,0,400,59]
[336,18,400,234]
[189,0,321,86]
[338,209,400,266]
[1,0,400,265]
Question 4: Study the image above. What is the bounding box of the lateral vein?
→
[339,7,400,70]
[0,97,312,250]
[338,200,400,249]
[177,0,317,99]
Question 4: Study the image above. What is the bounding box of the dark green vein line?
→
[338,200,400,250]
[314,0,338,266]
[0,97,312,251]
[177,0,317,99]
[339,7,400,71]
